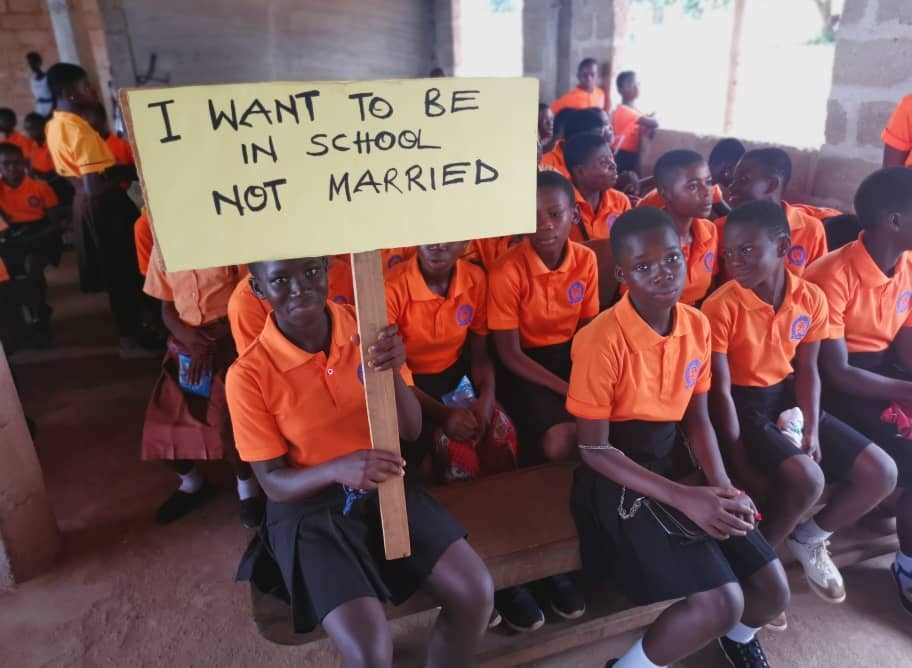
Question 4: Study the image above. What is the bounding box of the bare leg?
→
[423,539,494,668]
[541,422,577,462]
[323,596,393,668]
[640,584,744,665]
[815,444,897,532]
[759,455,824,548]
[739,560,790,628]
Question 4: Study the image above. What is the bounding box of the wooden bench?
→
[249,462,899,665]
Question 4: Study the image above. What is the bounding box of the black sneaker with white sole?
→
[494,585,545,632]
[718,635,770,668]
[546,574,586,619]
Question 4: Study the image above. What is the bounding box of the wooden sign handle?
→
[351,250,411,560]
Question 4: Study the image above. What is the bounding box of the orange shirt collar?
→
[402,254,471,302]
[258,300,352,372]
[615,293,692,352]
[520,237,574,277]
[726,269,801,311]
[845,233,912,289]
[782,201,811,232]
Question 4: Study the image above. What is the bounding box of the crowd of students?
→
[3,55,912,668]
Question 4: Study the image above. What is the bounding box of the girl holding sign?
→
[227,256,493,667]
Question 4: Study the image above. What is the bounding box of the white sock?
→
[791,517,832,545]
[896,551,912,587]
[237,475,260,501]
[615,637,665,668]
[177,467,204,494]
[725,621,760,644]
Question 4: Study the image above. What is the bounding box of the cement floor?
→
[1,255,911,667]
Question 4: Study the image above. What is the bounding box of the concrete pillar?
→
[431,0,455,76]
[46,0,102,88]
[0,345,60,587]
[523,0,620,105]
[811,0,912,209]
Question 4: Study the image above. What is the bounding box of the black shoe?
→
[494,586,545,632]
[718,635,770,668]
[240,494,265,529]
[155,482,211,524]
[547,574,586,619]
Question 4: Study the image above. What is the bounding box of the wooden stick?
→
[351,250,411,560]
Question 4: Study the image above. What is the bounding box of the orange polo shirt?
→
[551,86,608,116]
[0,176,58,223]
[782,202,828,274]
[227,274,272,353]
[882,95,912,166]
[488,238,599,348]
[134,211,153,276]
[716,201,827,277]
[45,110,115,178]
[702,272,829,387]
[381,246,417,274]
[0,258,9,283]
[386,256,487,374]
[679,218,720,306]
[805,235,912,354]
[612,105,642,153]
[2,131,37,161]
[144,247,244,326]
[571,187,631,241]
[328,254,355,305]
[226,301,412,468]
[29,142,56,174]
[636,184,724,209]
[567,294,711,422]
[540,139,570,179]
[106,134,134,166]
[468,235,526,272]
[790,203,841,222]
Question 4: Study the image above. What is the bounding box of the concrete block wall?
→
[0,0,109,122]
[523,0,617,105]
[813,0,912,208]
[97,0,436,91]
[0,0,59,120]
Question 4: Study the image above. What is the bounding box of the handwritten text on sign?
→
[123,78,537,271]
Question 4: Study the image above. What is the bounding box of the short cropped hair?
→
[709,138,746,167]
[537,169,575,206]
[854,167,912,229]
[578,57,598,71]
[0,142,24,159]
[47,62,87,100]
[741,148,793,188]
[564,108,606,141]
[653,150,705,191]
[610,206,677,261]
[0,108,15,127]
[616,70,636,93]
[565,133,608,172]
[726,200,791,240]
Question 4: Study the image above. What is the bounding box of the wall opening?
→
[613,0,844,148]
[453,0,524,77]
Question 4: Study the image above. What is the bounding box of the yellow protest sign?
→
[121,78,538,271]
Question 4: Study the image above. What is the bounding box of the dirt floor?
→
[1,255,911,667]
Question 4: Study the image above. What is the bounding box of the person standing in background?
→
[26,52,53,117]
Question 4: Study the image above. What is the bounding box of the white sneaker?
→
[786,537,846,603]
